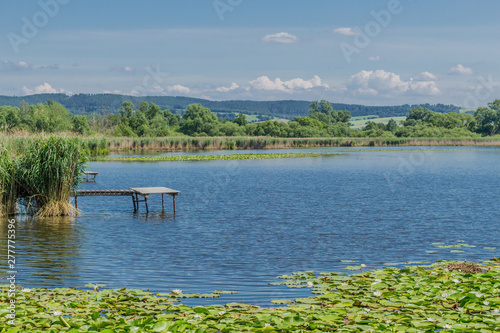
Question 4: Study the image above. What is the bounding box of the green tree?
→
[180,104,221,136]
[473,104,500,136]
[234,113,248,126]
[72,115,90,134]
[386,119,398,132]
[309,100,334,114]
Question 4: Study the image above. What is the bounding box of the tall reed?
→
[0,146,19,216]
[16,136,87,217]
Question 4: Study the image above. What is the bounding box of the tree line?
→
[1,99,499,138]
[0,93,460,118]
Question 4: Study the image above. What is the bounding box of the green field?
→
[350,116,407,130]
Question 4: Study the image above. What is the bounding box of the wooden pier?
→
[72,187,180,213]
[83,171,98,183]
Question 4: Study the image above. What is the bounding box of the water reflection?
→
[0,216,82,286]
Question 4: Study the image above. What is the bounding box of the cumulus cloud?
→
[333,27,358,36]
[414,71,437,81]
[347,70,440,96]
[449,64,473,75]
[216,82,239,93]
[0,59,32,71]
[111,66,135,74]
[249,75,329,93]
[22,83,72,95]
[262,32,298,44]
[164,84,190,95]
[368,56,381,61]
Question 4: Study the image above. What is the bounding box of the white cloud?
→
[249,75,329,93]
[414,71,437,81]
[111,66,135,74]
[262,32,298,44]
[0,59,32,71]
[216,82,239,93]
[164,84,190,95]
[22,83,72,95]
[449,64,473,75]
[333,27,358,36]
[347,70,440,96]
[368,56,381,61]
[409,80,441,95]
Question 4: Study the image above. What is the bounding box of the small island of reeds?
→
[0,136,86,217]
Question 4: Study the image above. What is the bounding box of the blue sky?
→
[1,0,499,106]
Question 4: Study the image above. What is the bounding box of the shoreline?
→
[3,134,500,155]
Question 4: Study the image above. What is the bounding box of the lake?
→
[2,148,499,307]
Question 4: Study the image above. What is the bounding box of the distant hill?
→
[0,93,461,119]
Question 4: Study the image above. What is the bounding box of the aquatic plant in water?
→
[95,152,341,162]
[1,259,499,332]
[0,136,88,217]
[16,136,87,216]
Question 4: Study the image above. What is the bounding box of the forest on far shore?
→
[0,99,499,139]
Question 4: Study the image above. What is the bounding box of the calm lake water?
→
[2,148,499,306]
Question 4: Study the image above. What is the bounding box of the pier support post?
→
[173,195,176,214]
[162,194,165,210]
[132,195,137,211]
[75,196,78,209]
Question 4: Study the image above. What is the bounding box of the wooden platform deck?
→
[83,171,98,183]
[72,187,179,213]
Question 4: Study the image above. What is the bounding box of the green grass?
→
[350,116,407,130]
[2,259,499,332]
[95,152,340,162]
[349,115,380,121]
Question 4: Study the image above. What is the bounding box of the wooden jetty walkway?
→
[72,187,180,213]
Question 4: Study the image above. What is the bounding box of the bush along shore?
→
[0,136,87,217]
[2,134,500,156]
[1,259,499,332]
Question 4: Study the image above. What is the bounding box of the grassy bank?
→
[3,134,500,156]
[2,259,499,332]
[95,152,341,162]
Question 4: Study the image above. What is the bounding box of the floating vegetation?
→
[2,260,499,332]
[95,152,340,162]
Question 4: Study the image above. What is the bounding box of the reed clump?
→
[0,136,87,217]
[0,146,19,216]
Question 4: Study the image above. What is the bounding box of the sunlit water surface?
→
[1,148,499,306]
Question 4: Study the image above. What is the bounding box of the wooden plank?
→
[130,187,180,195]
[71,190,135,197]
[84,171,99,175]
